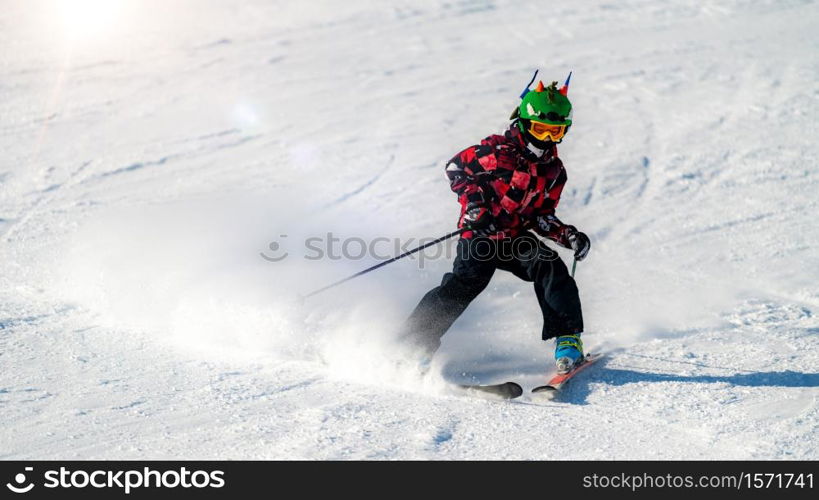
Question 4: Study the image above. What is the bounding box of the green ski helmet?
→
[511,71,573,145]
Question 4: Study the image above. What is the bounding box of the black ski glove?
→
[567,229,591,261]
[463,203,496,236]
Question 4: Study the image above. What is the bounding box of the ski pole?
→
[301,228,466,299]
[571,257,577,278]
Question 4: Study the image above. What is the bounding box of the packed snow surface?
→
[1,0,817,459]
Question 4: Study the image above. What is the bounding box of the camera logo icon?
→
[6,467,35,494]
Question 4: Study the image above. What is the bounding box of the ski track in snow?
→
[1,0,818,459]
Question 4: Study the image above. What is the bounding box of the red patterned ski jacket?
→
[445,126,575,245]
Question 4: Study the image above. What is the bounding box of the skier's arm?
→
[532,164,572,246]
[445,145,494,209]
[533,213,576,248]
[534,213,591,261]
[531,164,591,260]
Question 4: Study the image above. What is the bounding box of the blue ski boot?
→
[554,334,584,374]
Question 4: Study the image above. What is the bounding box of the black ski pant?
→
[401,232,583,358]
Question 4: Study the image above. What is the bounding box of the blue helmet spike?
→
[559,71,572,96]
[519,69,539,99]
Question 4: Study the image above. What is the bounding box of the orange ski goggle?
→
[528,121,566,142]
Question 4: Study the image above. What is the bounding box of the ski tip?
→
[530,387,559,402]
[505,382,524,398]
[458,381,523,399]
[531,385,558,394]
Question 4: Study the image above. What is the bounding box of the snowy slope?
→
[1,0,818,459]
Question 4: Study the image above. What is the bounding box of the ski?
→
[531,353,603,395]
[458,381,523,400]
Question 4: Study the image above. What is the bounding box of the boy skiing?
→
[402,73,591,375]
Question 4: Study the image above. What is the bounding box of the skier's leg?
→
[533,252,583,340]
[518,234,584,372]
[498,233,583,340]
[400,237,496,358]
[531,249,585,373]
